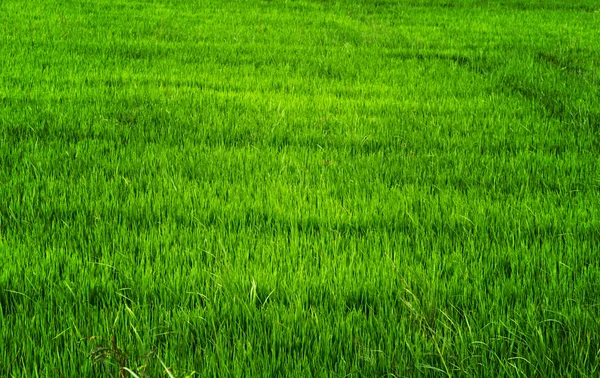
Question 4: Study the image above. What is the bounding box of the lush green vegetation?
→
[1,0,599,376]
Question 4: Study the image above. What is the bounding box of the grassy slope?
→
[1,0,599,376]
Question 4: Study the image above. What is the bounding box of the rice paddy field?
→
[1,0,600,376]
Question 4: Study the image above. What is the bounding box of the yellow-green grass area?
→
[1,0,599,376]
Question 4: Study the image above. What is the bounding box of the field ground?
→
[1,0,599,376]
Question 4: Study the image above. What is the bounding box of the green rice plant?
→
[0,0,599,376]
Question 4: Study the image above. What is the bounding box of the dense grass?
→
[1,0,599,376]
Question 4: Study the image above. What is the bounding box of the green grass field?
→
[1,0,599,376]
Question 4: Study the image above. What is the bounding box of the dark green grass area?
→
[1,0,599,376]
